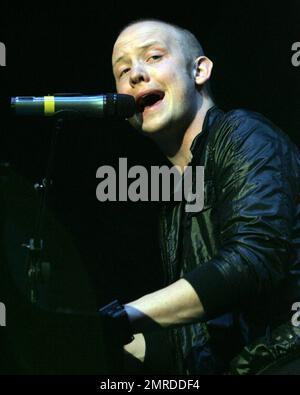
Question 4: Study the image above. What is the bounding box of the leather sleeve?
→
[184,111,300,318]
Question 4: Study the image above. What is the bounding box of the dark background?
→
[0,0,299,372]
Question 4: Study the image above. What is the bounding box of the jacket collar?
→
[190,105,223,158]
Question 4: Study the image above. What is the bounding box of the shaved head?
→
[118,18,205,69]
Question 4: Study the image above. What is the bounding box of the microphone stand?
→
[17,110,124,373]
[22,114,65,304]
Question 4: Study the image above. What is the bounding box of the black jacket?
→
[158,106,300,374]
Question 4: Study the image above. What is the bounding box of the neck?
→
[151,96,214,172]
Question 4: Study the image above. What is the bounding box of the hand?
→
[124,333,146,363]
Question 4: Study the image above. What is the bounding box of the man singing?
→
[102,18,300,374]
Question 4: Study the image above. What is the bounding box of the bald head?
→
[116,19,205,69]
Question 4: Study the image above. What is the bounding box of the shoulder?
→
[212,108,297,151]
[208,108,300,178]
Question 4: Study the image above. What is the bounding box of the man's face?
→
[112,22,198,135]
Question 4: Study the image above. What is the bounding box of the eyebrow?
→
[113,40,165,68]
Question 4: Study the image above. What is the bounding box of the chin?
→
[129,120,157,134]
[129,112,170,135]
[142,117,170,134]
[140,124,165,136]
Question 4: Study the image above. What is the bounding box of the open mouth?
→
[136,90,165,113]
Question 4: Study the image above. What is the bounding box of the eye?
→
[119,67,130,77]
[147,54,163,62]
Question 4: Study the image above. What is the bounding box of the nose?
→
[129,63,150,87]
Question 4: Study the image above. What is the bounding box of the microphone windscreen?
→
[115,94,136,118]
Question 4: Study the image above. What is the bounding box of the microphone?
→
[11,93,136,119]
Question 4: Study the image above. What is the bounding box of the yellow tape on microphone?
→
[44,96,55,116]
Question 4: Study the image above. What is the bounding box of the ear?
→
[193,56,213,87]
